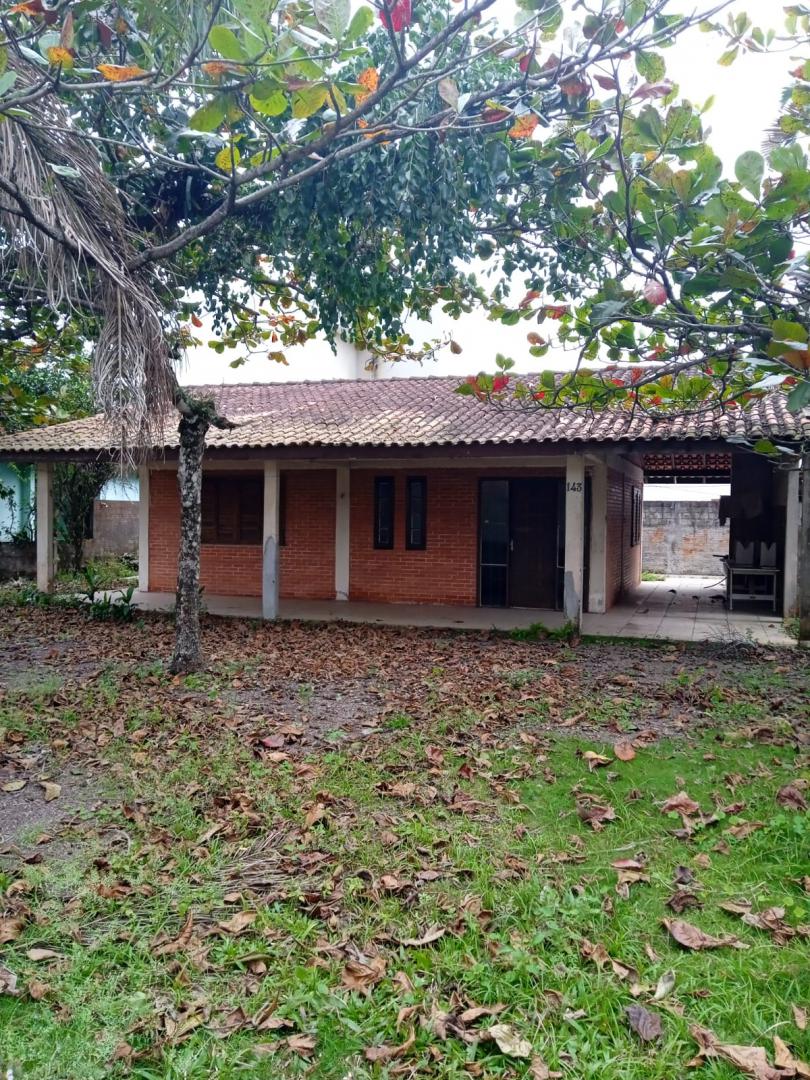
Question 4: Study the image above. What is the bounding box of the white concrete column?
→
[564,455,586,627]
[36,461,55,593]
[587,458,608,614]
[262,461,280,620]
[335,466,350,601]
[783,465,800,617]
[138,464,150,592]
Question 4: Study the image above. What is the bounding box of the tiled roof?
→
[0,376,806,456]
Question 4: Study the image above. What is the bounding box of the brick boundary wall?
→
[643,500,728,576]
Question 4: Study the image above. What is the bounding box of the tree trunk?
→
[169,410,210,673]
[799,451,809,643]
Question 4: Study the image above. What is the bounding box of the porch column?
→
[262,461,280,620]
[564,456,585,628]
[138,464,150,592]
[36,461,55,593]
[783,466,800,618]
[335,466,350,601]
[587,458,608,613]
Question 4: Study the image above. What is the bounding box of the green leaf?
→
[718,45,739,66]
[292,84,329,119]
[734,150,764,198]
[209,26,248,62]
[752,439,778,456]
[771,319,808,345]
[635,50,665,82]
[787,380,810,413]
[346,5,374,41]
[0,69,16,98]
[769,144,806,174]
[314,0,351,39]
[250,89,287,116]
[189,96,228,132]
[215,145,241,172]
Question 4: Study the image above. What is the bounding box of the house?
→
[0,377,805,626]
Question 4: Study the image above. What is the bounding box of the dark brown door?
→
[508,478,560,607]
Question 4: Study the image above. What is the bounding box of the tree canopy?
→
[457,5,810,435]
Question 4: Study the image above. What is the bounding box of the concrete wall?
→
[643,500,728,575]
[0,541,36,580]
[84,498,139,559]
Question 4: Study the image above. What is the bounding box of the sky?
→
[183,0,792,387]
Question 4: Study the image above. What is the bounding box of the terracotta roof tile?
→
[0,376,806,456]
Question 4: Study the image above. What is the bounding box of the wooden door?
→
[508,478,560,608]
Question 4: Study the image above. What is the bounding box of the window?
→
[630,485,642,547]
[405,477,427,550]
[374,476,395,549]
[201,474,262,545]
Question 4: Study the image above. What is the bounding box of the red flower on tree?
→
[379,0,412,32]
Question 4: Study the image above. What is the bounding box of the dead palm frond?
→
[0,59,177,455]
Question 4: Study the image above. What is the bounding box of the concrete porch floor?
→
[128,574,794,646]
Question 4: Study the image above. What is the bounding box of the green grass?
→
[0,651,808,1079]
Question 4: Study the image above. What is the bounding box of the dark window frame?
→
[373,476,395,549]
[201,473,263,546]
[405,476,427,551]
[279,472,287,547]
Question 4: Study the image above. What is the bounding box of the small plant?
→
[81,564,101,603]
[641,569,666,581]
[88,585,138,622]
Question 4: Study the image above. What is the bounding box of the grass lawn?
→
[0,605,808,1079]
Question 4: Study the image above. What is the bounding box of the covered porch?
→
[124,575,794,646]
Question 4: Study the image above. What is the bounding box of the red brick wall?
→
[280,470,335,600]
[349,469,479,605]
[148,463,616,610]
[605,466,642,606]
[149,470,262,597]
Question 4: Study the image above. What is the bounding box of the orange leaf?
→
[8,2,42,14]
[97,63,148,82]
[358,66,379,93]
[508,113,538,139]
[201,60,242,79]
[46,46,73,68]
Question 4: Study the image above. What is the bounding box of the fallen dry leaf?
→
[625,1004,664,1042]
[286,1033,316,1058]
[613,741,636,762]
[660,791,701,816]
[341,954,386,994]
[485,1022,533,1059]
[217,911,257,936]
[653,969,676,1000]
[666,889,702,914]
[773,1036,810,1077]
[40,781,61,802]
[399,924,445,947]
[689,1024,784,1079]
[726,821,765,840]
[582,750,612,772]
[25,948,61,962]
[530,1055,562,1078]
[2,780,27,792]
[0,917,26,945]
[793,1005,807,1032]
[663,918,748,951]
[152,911,194,956]
[364,1027,415,1063]
[777,782,808,812]
[0,964,19,996]
[576,798,615,830]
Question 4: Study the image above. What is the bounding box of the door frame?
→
[477,475,591,610]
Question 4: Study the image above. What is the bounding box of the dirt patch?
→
[0,743,103,855]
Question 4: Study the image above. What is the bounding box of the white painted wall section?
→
[262,461,280,620]
[36,462,55,593]
[564,456,585,627]
[783,465,800,617]
[587,458,608,614]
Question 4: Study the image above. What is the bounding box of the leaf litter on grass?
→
[0,605,808,1078]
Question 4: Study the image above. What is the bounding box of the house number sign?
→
[566,481,583,492]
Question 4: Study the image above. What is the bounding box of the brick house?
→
[0,377,805,622]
